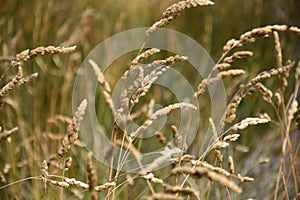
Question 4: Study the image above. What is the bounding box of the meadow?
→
[0,0,299,199]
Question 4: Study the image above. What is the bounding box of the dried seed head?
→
[146,16,177,38]
[142,173,164,184]
[237,174,254,182]
[147,193,182,200]
[231,117,270,131]
[273,31,282,67]
[129,102,196,139]
[194,79,207,98]
[215,63,231,70]
[193,161,231,176]
[288,100,298,122]
[89,59,115,114]
[58,99,88,158]
[223,88,244,126]
[94,182,116,192]
[14,46,76,62]
[48,180,69,188]
[64,157,72,171]
[64,178,89,189]
[172,166,242,193]
[40,160,49,180]
[131,48,160,67]
[223,51,253,63]
[87,152,97,200]
[163,0,214,18]
[247,62,294,87]
[215,149,223,163]
[228,156,235,174]
[296,109,300,131]
[218,69,245,77]
[224,134,240,142]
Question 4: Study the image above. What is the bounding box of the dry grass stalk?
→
[114,139,142,161]
[142,147,182,173]
[129,102,196,139]
[277,60,293,94]
[147,193,182,200]
[171,125,183,148]
[19,72,38,84]
[87,152,97,200]
[215,149,223,163]
[48,180,69,188]
[147,55,188,68]
[247,62,294,87]
[163,183,198,196]
[94,181,116,192]
[223,88,244,125]
[223,51,253,63]
[64,157,72,171]
[194,79,207,98]
[147,0,214,37]
[218,69,245,78]
[239,25,300,44]
[228,156,235,174]
[231,117,270,131]
[0,66,38,109]
[64,178,89,189]
[0,66,23,108]
[130,55,187,107]
[273,31,282,67]
[209,117,218,139]
[223,134,240,142]
[170,154,195,163]
[237,174,254,182]
[163,0,214,18]
[215,63,231,70]
[212,140,229,149]
[146,16,177,38]
[172,166,242,193]
[131,48,160,67]
[117,67,144,128]
[89,59,115,114]
[296,109,300,130]
[274,92,282,106]
[58,99,88,158]
[12,45,76,63]
[142,173,164,184]
[288,100,298,122]
[221,25,300,57]
[0,127,18,141]
[40,160,49,180]
[194,69,244,97]
[192,161,231,176]
[256,83,273,103]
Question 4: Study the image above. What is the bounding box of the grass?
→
[0,0,299,199]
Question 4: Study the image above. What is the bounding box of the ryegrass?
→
[0,0,299,199]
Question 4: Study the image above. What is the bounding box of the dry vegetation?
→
[0,0,299,199]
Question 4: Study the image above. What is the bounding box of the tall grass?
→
[0,0,299,199]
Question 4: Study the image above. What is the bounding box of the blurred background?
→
[0,0,299,199]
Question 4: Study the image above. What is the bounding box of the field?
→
[0,0,299,199]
